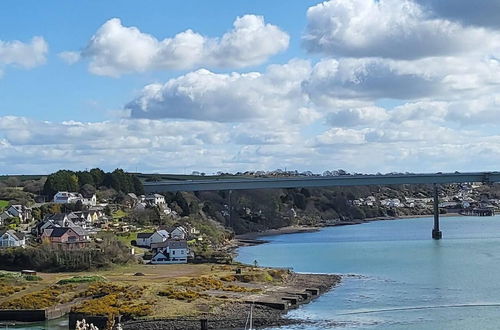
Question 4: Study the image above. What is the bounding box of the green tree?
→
[90,168,105,187]
[76,171,95,187]
[42,170,80,197]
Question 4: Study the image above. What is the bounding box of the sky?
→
[1,0,500,175]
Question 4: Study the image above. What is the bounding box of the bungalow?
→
[136,230,169,248]
[0,230,26,248]
[150,240,189,264]
[41,226,89,244]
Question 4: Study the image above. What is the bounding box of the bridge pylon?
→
[432,183,442,240]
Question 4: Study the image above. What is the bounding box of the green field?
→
[0,200,8,211]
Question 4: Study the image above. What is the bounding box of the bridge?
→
[144,171,500,240]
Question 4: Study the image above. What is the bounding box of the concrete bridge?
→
[144,172,500,240]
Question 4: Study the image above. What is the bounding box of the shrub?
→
[23,275,42,281]
[157,287,206,302]
[0,285,74,309]
[57,276,105,285]
[0,284,26,297]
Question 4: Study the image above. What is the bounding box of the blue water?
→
[5,317,68,329]
[236,216,500,329]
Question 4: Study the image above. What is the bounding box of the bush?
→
[0,285,74,309]
[57,276,105,285]
[23,275,42,281]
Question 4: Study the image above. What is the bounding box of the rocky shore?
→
[123,273,341,330]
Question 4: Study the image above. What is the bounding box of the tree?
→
[79,184,96,198]
[76,171,95,187]
[90,168,105,187]
[43,170,79,197]
[5,177,21,188]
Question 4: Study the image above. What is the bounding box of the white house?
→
[136,230,169,248]
[150,240,189,264]
[0,230,26,248]
[53,192,96,206]
[145,194,165,206]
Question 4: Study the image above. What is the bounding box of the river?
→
[236,215,500,329]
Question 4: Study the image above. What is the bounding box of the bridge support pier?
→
[432,183,442,240]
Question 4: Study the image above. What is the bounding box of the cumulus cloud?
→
[303,0,496,59]
[304,58,443,103]
[67,16,289,77]
[327,106,389,127]
[126,59,311,121]
[0,36,48,73]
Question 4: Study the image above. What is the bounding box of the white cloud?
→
[0,36,48,72]
[70,16,289,77]
[304,58,443,103]
[303,0,496,59]
[126,59,311,121]
[327,106,389,127]
[58,51,81,64]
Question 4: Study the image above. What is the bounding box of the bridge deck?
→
[144,172,500,193]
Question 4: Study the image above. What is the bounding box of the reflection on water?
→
[237,216,500,329]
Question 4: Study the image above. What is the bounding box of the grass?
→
[112,210,128,220]
[57,275,105,285]
[115,232,137,246]
[0,200,8,211]
[0,264,288,319]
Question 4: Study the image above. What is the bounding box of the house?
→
[169,226,187,240]
[0,230,26,248]
[6,205,32,223]
[0,212,12,226]
[136,230,169,248]
[33,214,74,236]
[67,212,94,228]
[53,192,97,206]
[150,240,189,264]
[41,226,89,244]
[145,194,165,206]
[53,191,84,204]
[123,193,139,208]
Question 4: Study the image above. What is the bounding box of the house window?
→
[172,250,175,255]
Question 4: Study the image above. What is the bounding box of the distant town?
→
[1,169,500,330]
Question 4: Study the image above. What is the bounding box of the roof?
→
[157,230,169,238]
[46,226,86,238]
[44,213,68,221]
[151,239,188,250]
[45,227,71,237]
[137,232,154,239]
[0,230,25,241]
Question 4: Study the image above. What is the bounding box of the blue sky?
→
[0,1,315,122]
[1,0,500,174]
